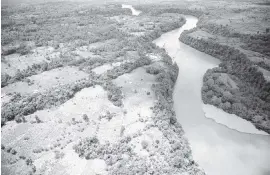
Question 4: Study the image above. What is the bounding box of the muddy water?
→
[154,15,270,175]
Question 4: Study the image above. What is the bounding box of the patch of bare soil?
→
[1,2,204,174]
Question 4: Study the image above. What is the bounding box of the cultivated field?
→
[1,2,204,174]
[2,0,269,174]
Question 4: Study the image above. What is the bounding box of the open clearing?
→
[2,1,269,175]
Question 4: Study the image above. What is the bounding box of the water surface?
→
[203,104,268,135]
[154,15,270,175]
[122,4,141,16]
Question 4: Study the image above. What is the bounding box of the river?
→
[122,4,141,16]
[122,5,270,175]
[154,15,270,175]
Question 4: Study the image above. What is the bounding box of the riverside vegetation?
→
[137,1,270,134]
[1,2,205,175]
[2,0,269,174]
[178,2,270,133]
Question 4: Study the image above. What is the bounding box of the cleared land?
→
[2,0,269,174]
[1,2,204,175]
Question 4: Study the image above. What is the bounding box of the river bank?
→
[132,0,270,134]
[179,14,270,134]
[2,2,270,175]
[155,15,270,175]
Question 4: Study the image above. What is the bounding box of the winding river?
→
[154,15,270,175]
[123,5,270,175]
[122,4,141,16]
